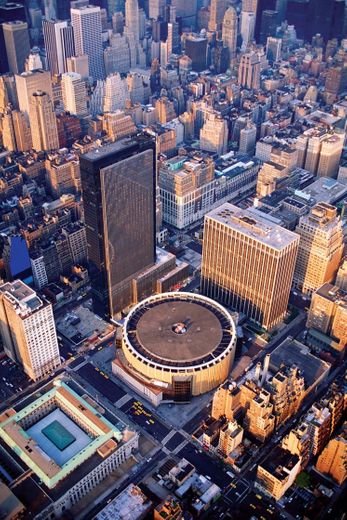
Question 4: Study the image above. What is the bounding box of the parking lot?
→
[0,357,30,400]
[77,363,126,402]
[120,398,170,442]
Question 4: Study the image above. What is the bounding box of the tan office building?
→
[0,280,60,381]
[29,91,59,152]
[293,203,344,296]
[201,203,299,330]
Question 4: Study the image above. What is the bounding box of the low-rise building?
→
[0,379,139,519]
[96,484,152,520]
[159,151,259,229]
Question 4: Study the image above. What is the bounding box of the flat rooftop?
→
[125,293,236,367]
[96,484,152,520]
[81,133,153,162]
[0,381,121,489]
[260,446,299,480]
[302,177,347,204]
[0,280,43,315]
[269,338,330,390]
[314,283,347,304]
[206,203,299,250]
[136,300,223,362]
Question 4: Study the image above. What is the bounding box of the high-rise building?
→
[222,7,238,65]
[335,258,347,291]
[30,252,49,290]
[66,54,89,80]
[243,387,276,442]
[0,73,18,111]
[80,135,156,318]
[286,0,309,40]
[185,34,207,72]
[171,0,197,28]
[317,134,344,179]
[29,91,59,152]
[269,366,305,426]
[45,152,80,197]
[266,36,282,63]
[3,21,30,74]
[316,423,347,485]
[103,111,136,142]
[293,203,344,296]
[306,283,347,350]
[296,128,344,179]
[239,124,257,155]
[15,70,53,118]
[149,0,166,19]
[218,420,244,456]
[281,423,311,470]
[212,380,241,421]
[238,51,260,90]
[61,72,88,117]
[200,109,228,156]
[125,0,140,43]
[201,203,299,330]
[42,19,75,76]
[259,9,278,44]
[103,72,129,112]
[242,0,258,12]
[12,109,32,151]
[0,280,60,381]
[325,66,347,101]
[254,0,276,41]
[304,403,332,457]
[209,0,228,33]
[0,2,26,73]
[307,0,339,42]
[240,10,256,50]
[71,5,105,80]
[104,34,131,75]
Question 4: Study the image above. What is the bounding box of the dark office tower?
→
[3,21,30,74]
[185,34,207,72]
[80,135,156,318]
[0,3,26,73]
[56,0,72,20]
[260,9,278,44]
[331,0,346,41]
[43,19,75,76]
[286,0,309,40]
[152,18,168,42]
[307,0,334,42]
[254,0,276,42]
[276,0,287,23]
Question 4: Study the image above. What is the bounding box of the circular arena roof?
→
[123,292,236,370]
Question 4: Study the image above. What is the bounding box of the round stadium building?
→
[112,292,237,405]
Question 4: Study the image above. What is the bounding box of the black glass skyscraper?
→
[0,2,26,73]
[80,134,156,318]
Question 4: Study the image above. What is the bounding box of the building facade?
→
[0,280,60,380]
[201,203,299,330]
[293,203,344,296]
[80,135,156,318]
